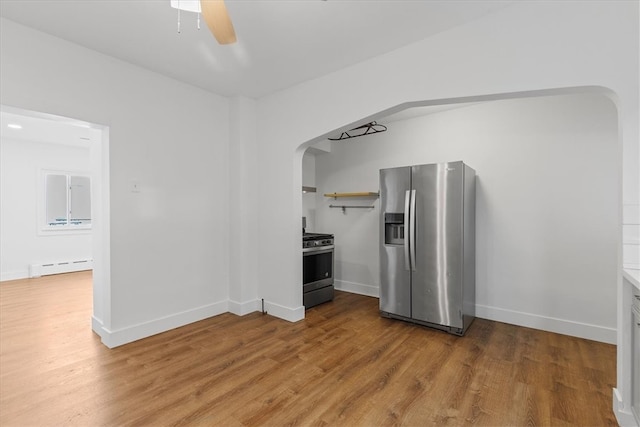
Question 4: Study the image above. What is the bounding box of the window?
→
[43,172,91,229]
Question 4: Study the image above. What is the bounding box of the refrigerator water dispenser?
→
[384,213,404,245]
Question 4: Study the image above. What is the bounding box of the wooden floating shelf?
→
[324,192,379,198]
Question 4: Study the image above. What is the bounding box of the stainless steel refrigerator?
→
[379,161,476,335]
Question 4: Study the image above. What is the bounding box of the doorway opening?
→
[299,89,621,345]
[0,105,110,339]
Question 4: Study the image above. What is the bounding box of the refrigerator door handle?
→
[404,190,411,271]
[409,189,417,271]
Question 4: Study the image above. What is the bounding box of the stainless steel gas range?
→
[302,232,334,308]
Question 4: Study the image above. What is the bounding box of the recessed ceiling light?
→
[7,123,23,129]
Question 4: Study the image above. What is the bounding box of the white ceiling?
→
[0,109,101,147]
[0,0,514,98]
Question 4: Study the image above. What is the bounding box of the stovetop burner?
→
[303,232,333,241]
[303,232,334,249]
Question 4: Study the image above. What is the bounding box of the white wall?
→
[314,94,619,343]
[227,96,260,315]
[0,18,230,346]
[623,203,639,270]
[0,138,92,280]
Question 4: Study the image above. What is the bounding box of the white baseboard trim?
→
[334,279,379,298]
[476,303,616,344]
[228,298,261,316]
[327,282,615,344]
[91,315,106,339]
[263,300,304,322]
[613,388,638,427]
[1,270,29,282]
[98,300,228,348]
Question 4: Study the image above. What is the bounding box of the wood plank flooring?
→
[1,272,618,426]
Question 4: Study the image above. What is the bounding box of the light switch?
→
[131,181,140,193]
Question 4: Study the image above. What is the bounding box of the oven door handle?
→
[303,245,335,254]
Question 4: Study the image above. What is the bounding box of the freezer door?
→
[379,166,411,317]
[411,162,464,328]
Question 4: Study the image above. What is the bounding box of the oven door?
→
[303,246,334,293]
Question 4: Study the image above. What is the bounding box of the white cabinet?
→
[633,293,640,423]
[619,272,640,426]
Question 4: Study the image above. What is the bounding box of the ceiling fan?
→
[170,0,236,45]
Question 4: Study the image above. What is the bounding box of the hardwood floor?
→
[1,272,617,426]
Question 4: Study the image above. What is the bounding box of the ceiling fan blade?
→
[200,0,237,45]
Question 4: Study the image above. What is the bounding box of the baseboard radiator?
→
[29,259,93,278]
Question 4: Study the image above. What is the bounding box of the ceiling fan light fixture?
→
[170,0,201,14]
[170,0,236,45]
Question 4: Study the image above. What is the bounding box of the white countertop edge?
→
[623,268,640,290]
